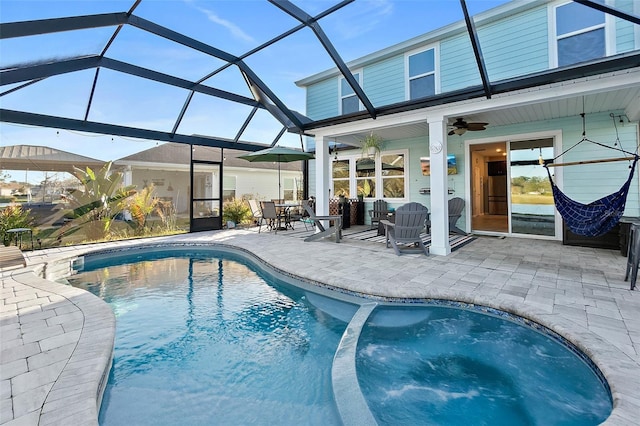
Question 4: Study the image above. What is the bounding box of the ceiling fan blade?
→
[467,122,488,131]
[448,130,455,136]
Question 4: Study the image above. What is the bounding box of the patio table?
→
[275,203,302,230]
[7,228,34,251]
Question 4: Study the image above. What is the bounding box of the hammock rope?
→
[543,112,639,237]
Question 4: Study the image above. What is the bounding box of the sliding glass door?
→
[509,140,555,236]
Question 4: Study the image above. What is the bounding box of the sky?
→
[0,0,509,184]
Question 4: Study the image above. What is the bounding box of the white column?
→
[315,135,331,216]
[428,116,451,256]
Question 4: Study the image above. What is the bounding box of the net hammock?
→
[543,113,639,237]
[545,157,638,237]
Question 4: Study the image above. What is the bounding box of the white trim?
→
[464,130,563,240]
[332,149,409,202]
[404,44,439,100]
[550,0,609,68]
[635,0,640,50]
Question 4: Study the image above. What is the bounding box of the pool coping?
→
[2,231,639,425]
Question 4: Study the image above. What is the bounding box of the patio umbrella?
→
[238,146,314,199]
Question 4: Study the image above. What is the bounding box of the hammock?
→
[545,156,639,237]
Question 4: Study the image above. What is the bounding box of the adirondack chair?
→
[380,202,429,256]
[424,197,467,235]
[301,202,342,243]
[448,197,467,235]
[369,199,390,230]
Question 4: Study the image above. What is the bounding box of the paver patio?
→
[1,229,639,425]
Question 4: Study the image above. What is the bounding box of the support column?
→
[123,165,133,186]
[315,135,331,217]
[428,116,451,256]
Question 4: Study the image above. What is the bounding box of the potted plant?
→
[361,133,383,158]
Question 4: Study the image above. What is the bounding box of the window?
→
[333,150,408,200]
[356,157,376,198]
[223,175,236,201]
[381,153,405,198]
[407,48,435,100]
[283,177,295,200]
[554,2,606,67]
[332,159,350,197]
[340,72,361,114]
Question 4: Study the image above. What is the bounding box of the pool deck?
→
[1,228,639,425]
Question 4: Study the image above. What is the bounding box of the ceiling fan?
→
[448,117,488,136]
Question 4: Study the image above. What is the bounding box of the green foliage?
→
[223,198,252,225]
[0,205,35,246]
[361,133,384,158]
[58,161,136,241]
[511,176,552,195]
[125,185,159,236]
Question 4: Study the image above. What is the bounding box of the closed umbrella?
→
[238,146,314,199]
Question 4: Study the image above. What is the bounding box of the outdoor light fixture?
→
[453,127,467,136]
[538,147,544,165]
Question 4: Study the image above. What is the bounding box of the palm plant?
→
[59,161,136,241]
[126,185,160,236]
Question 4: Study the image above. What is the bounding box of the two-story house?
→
[296,0,640,255]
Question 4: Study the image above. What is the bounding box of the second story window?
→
[555,2,606,67]
[408,48,435,100]
[340,72,361,114]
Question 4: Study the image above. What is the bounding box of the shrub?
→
[0,205,35,246]
[223,198,251,225]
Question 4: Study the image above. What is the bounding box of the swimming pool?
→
[68,246,612,425]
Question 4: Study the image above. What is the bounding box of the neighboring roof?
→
[115,142,302,172]
[0,144,105,174]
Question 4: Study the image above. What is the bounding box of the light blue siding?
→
[441,34,481,92]
[478,6,549,81]
[615,0,637,53]
[307,78,338,120]
[364,55,405,107]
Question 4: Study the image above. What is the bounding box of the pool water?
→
[357,306,612,425]
[69,249,349,425]
[69,248,612,425]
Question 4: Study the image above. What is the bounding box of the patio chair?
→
[301,202,342,243]
[0,245,27,271]
[424,197,467,235]
[381,202,429,256]
[259,201,285,233]
[448,197,467,235]
[369,199,390,230]
[248,199,263,227]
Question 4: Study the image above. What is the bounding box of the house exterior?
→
[115,143,304,214]
[296,0,640,255]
